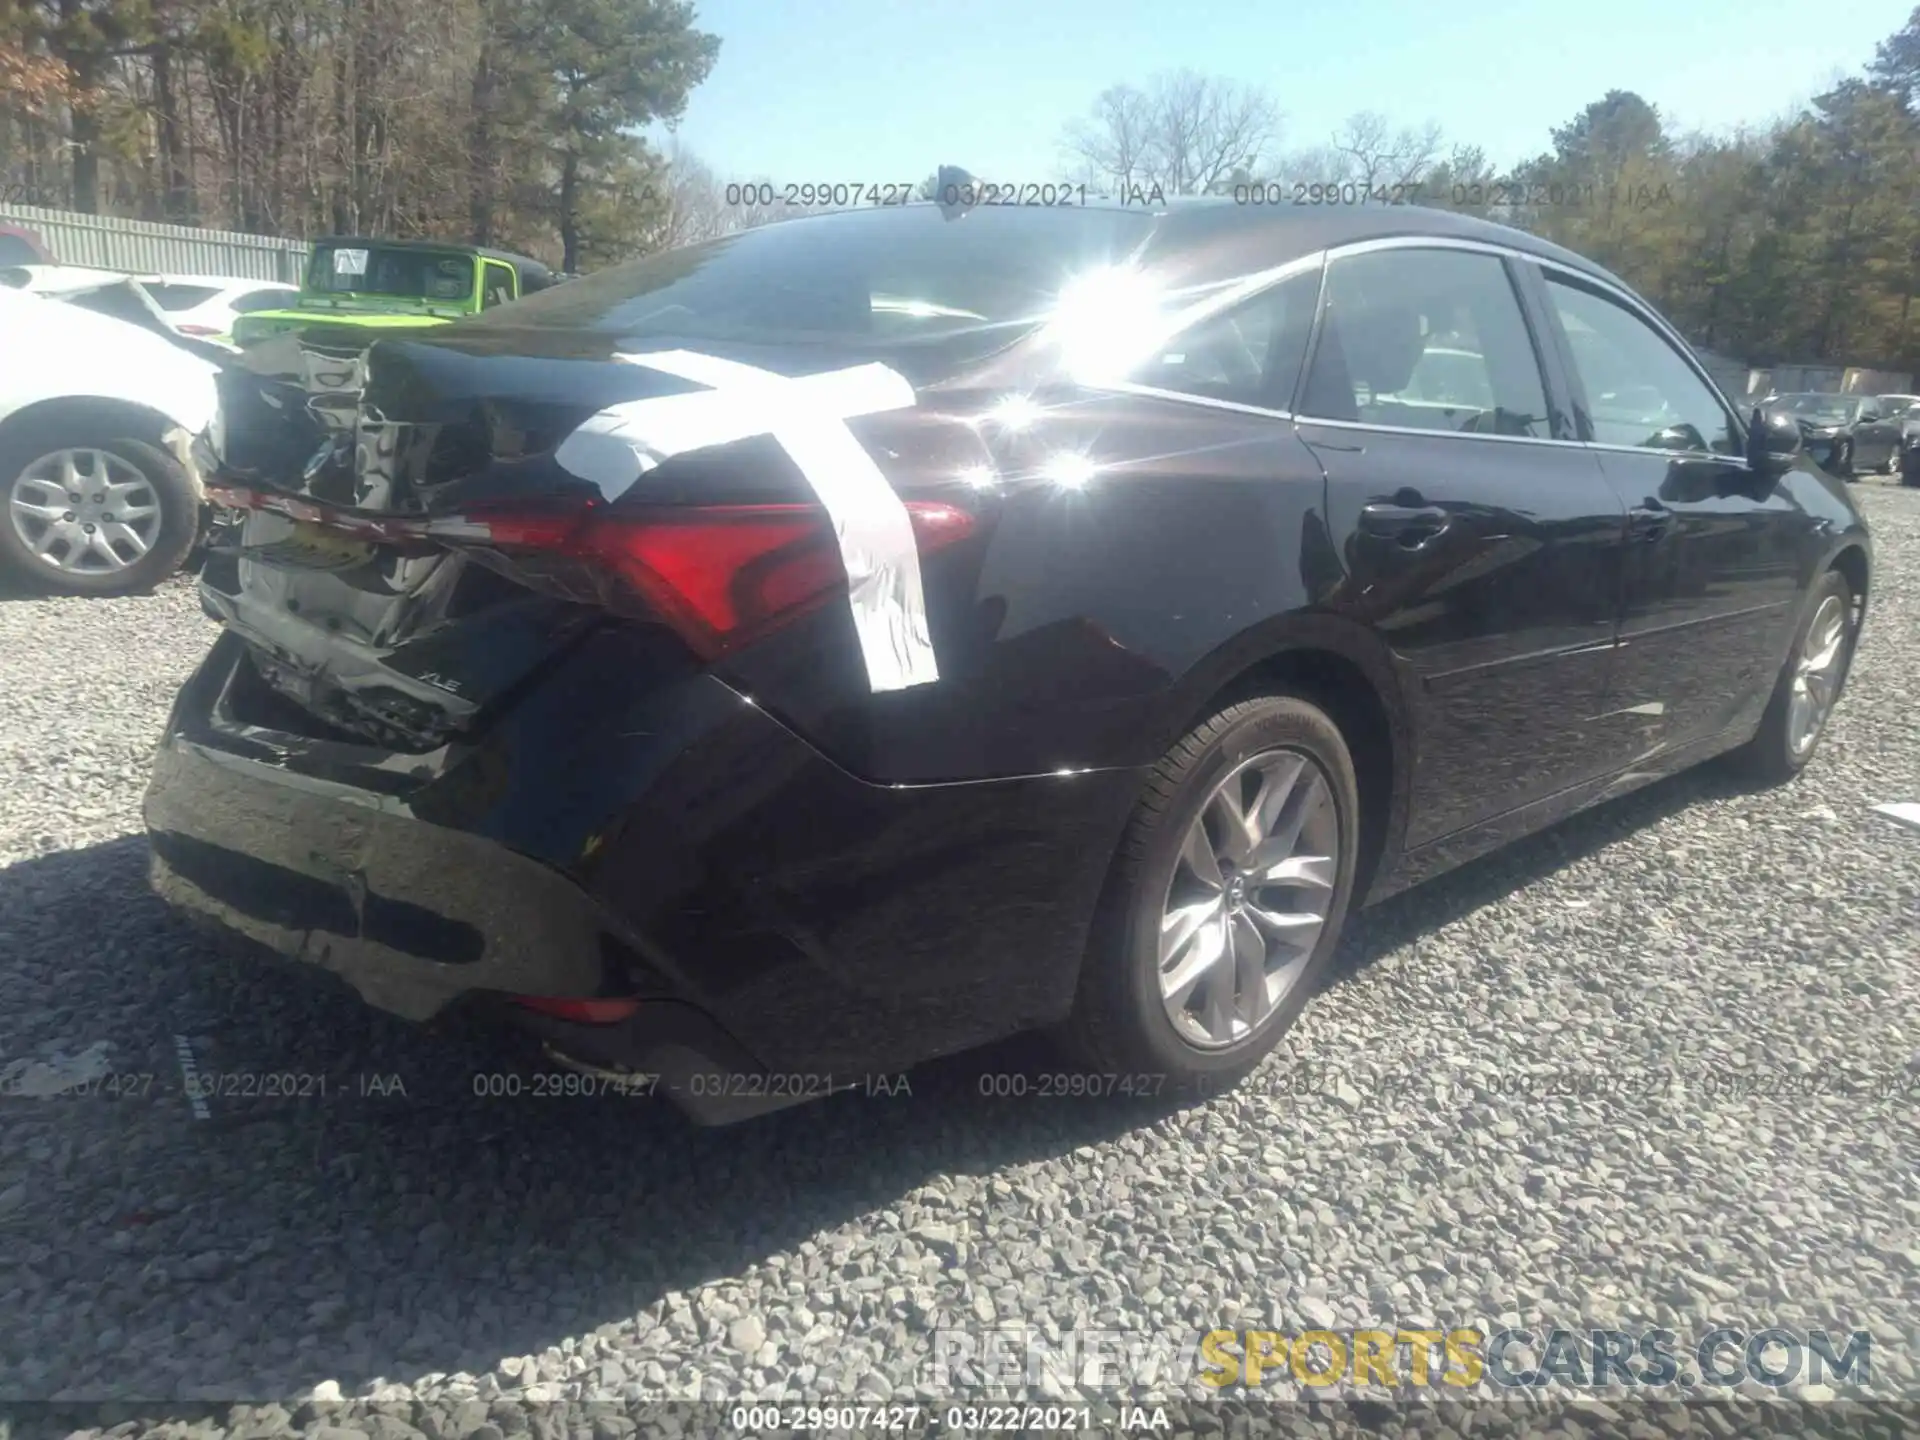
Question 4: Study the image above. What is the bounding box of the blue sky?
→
[657,0,1907,182]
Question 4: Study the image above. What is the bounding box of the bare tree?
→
[1281,111,1445,190]
[1061,83,1155,192]
[1334,112,1444,188]
[658,141,730,246]
[1061,70,1280,195]
[653,142,795,250]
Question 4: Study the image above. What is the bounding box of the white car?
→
[140,275,298,340]
[0,265,295,342]
[0,286,218,595]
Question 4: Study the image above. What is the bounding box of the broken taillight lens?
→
[206,486,975,660]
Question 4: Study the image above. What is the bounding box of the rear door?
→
[1853,398,1899,470]
[1296,242,1630,847]
[1533,268,1811,751]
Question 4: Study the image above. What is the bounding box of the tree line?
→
[3,1,1919,370]
[1062,11,1920,373]
[0,0,716,273]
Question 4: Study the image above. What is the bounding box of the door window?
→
[1543,276,1740,456]
[1127,268,1320,409]
[482,262,516,309]
[1299,248,1551,438]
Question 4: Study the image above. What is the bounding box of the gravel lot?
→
[1,484,1916,1438]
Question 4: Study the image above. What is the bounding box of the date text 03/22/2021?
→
[726,1405,1175,1434]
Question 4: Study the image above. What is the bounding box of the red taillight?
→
[511,995,642,1024]
[474,499,973,658]
[207,485,975,660]
[489,504,844,652]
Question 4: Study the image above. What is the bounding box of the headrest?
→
[1336,303,1428,396]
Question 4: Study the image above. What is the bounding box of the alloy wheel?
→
[1157,748,1340,1049]
[7,448,162,576]
[1786,594,1848,757]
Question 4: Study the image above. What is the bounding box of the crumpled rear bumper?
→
[146,737,609,1020]
[145,719,798,1124]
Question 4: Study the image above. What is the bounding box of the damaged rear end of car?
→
[149,314,992,1125]
[146,203,1161,1121]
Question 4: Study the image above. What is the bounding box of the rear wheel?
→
[1061,694,1360,1092]
[0,418,198,596]
[1731,570,1856,785]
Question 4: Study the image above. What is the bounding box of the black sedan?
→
[1765,392,1901,477]
[1893,400,1920,486]
[145,201,1871,1122]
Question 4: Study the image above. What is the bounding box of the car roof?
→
[143,274,296,289]
[1132,200,1629,290]
[768,198,1633,301]
[312,236,554,284]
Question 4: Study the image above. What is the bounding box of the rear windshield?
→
[308,247,475,302]
[476,204,1157,343]
[144,283,222,311]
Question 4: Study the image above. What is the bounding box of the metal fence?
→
[0,203,308,282]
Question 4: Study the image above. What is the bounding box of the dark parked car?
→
[1888,400,1920,486]
[1765,392,1899,477]
[145,202,1871,1122]
[1864,394,1920,475]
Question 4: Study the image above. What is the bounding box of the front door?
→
[1535,270,1812,752]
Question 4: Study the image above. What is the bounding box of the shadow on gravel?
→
[1328,758,1754,983]
[0,758,1747,1403]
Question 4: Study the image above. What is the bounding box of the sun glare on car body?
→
[1045,264,1170,382]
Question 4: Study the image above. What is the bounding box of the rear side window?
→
[144,283,221,311]
[482,262,516,309]
[1128,267,1320,409]
[1544,277,1740,456]
[1300,248,1551,438]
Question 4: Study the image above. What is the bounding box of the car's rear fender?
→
[1153,611,1418,907]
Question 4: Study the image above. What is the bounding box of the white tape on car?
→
[1871,802,1920,833]
[552,349,937,693]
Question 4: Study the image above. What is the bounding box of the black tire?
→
[1730,569,1856,786]
[0,417,199,597]
[1060,694,1361,1093]
[1901,457,1920,487]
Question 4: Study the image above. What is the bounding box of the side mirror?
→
[1747,405,1802,475]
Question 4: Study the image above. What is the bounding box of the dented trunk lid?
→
[198,324,992,749]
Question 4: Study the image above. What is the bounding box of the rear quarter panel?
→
[718,387,1358,784]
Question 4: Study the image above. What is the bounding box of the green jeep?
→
[230,237,558,347]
